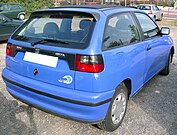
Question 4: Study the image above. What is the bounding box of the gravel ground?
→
[0,21,177,135]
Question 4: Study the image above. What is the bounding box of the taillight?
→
[76,54,104,73]
[6,43,16,57]
[6,43,13,56]
[148,11,153,15]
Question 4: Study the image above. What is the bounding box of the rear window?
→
[138,5,151,10]
[12,11,96,49]
[10,4,21,10]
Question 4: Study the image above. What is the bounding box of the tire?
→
[160,53,171,75]
[97,83,128,132]
[19,14,25,20]
[153,16,156,21]
[159,14,163,21]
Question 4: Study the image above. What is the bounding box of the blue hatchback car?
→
[2,5,174,131]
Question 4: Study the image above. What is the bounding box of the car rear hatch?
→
[6,10,97,90]
[6,43,76,89]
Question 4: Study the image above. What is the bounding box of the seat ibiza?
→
[2,5,174,131]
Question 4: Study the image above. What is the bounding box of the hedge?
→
[0,0,54,17]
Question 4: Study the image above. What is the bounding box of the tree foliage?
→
[0,0,54,17]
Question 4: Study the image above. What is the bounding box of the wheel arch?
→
[122,78,132,99]
[170,46,175,62]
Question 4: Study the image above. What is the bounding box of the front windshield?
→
[12,11,96,49]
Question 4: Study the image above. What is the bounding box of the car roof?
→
[138,4,155,6]
[52,5,116,8]
[50,5,133,11]
[31,5,140,21]
[0,3,20,5]
[36,5,138,15]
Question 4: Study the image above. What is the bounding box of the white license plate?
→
[23,52,58,68]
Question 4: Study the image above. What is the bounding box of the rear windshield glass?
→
[12,11,96,49]
[138,5,151,10]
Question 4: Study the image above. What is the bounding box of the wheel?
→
[153,16,156,21]
[97,83,128,132]
[19,14,25,20]
[160,53,171,75]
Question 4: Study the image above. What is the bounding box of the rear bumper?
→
[2,68,114,123]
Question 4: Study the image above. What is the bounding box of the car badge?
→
[55,53,65,58]
[35,49,40,54]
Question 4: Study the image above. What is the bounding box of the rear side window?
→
[103,13,140,50]
[10,4,20,10]
[135,13,159,39]
[0,4,10,11]
[12,11,96,49]
[153,6,160,11]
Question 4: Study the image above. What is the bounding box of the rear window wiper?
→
[31,38,69,46]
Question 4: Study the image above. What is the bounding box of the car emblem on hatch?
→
[55,53,65,58]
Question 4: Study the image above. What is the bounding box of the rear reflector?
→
[148,11,153,15]
[76,54,104,73]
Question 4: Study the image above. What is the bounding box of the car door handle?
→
[146,47,152,51]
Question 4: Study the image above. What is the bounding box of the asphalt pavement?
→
[0,22,177,135]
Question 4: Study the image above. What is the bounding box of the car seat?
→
[43,22,59,39]
[77,19,91,42]
[115,18,132,45]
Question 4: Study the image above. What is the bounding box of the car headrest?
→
[116,19,131,31]
[79,19,91,29]
[43,22,59,36]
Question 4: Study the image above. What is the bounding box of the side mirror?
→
[160,27,170,35]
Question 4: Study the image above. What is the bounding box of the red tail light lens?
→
[6,43,16,57]
[148,11,153,15]
[6,43,13,56]
[76,54,104,73]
